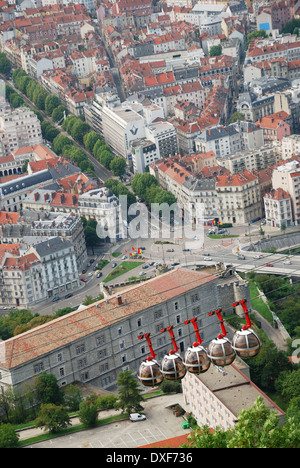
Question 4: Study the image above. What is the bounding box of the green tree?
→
[63,385,83,412]
[62,114,77,133]
[114,370,144,416]
[70,119,90,144]
[0,424,19,448]
[26,80,37,101]
[210,44,222,57]
[35,403,71,434]
[110,157,127,177]
[52,105,68,123]
[83,131,101,153]
[10,93,24,108]
[52,134,73,155]
[32,85,48,110]
[78,400,98,427]
[45,95,61,116]
[229,111,245,124]
[131,173,158,199]
[0,53,11,76]
[34,372,64,406]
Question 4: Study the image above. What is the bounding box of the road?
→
[19,220,300,317]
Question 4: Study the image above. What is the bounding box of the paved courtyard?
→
[24,394,191,449]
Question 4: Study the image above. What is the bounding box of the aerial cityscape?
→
[0,0,300,450]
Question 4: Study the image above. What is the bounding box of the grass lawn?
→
[249,282,273,323]
[112,252,122,257]
[103,261,144,283]
[208,234,239,239]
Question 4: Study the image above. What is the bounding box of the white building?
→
[0,237,80,308]
[0,108,43,157]
[272,159,300,225]
[264,188,293,228]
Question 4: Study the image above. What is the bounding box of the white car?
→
[88,272,93,277]
[283,260,292,265]
[253,255,263,259]
[203,257,212,261]
[130,413,146,422]
[122,255,127,260]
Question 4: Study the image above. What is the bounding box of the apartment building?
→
[264,188,293,228]
[0,237,80,308]
[0,267,250,393]
[217,144,282,174]
[30,212,87,269]
[195,122,264,159]
[216,170,262,224]
[0,108,42,157]
[255,112,291,144]
[281,134,300,159]
[182,361,285,432]
[272,159,300,225]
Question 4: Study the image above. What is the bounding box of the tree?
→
[110,157,127,177]
[35,403,71,434]
[70,119,90,145]
[34,372,64,406]
[114,370,144,416]
[131,173,158,199]
[63,385,83,412]
[0,53,11,77]
[182,397,300,448]
[78,400,98,427]
[52,134,73,155]
[52,105,68,123]
[32,85,48,110]
[229,111,245,124]
[0,424,19,448]
[210,45,222,57]
[83,131,101,153]
[45,95,61,116]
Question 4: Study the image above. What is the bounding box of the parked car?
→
[82,269,87,274]
[142,264,149,269]
[266,263,274,267]
[238,254,246,260]
[122,255,127,260]
[112,263,117,268]
[171,262,180,266]
[139,271,146,276]
[203,253,211,256]
[167,248,174,252]
[97,272,102,278]
[130,413,146,422]
[80,278,87,282]
[65,293,73,299]
[88,272,93,277]
[203,257,212,261]
[253,255,263,259]
[283,260,292,265]
[52,297,60,302]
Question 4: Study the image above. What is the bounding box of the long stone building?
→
[0,267,250,394]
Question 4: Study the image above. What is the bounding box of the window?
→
[57,353,63,362]
[59,367,65,377]
[174,302,179,311]
[34,362,44,374]
[191,293,199,303]
[76,344,85,355]
[137,318,142,327]
[118,327,122,336]
[154,310,162,320]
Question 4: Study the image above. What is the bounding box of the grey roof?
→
[0,170,53,198]
[183,177,216,191]
[201,124,239,142]
[33,236,74,258]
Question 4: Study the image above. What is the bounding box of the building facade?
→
[0,268,250,393]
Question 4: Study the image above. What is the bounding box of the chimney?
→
[116,295,123,306]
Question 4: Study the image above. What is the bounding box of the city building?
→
[0,108,42,157]
[216,170,262,224]
[0,267,250,393]
[272,159,300,225]
[264,188,293,228]
[182,360,285,432]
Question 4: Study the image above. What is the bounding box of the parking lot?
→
[24,394,191,449]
